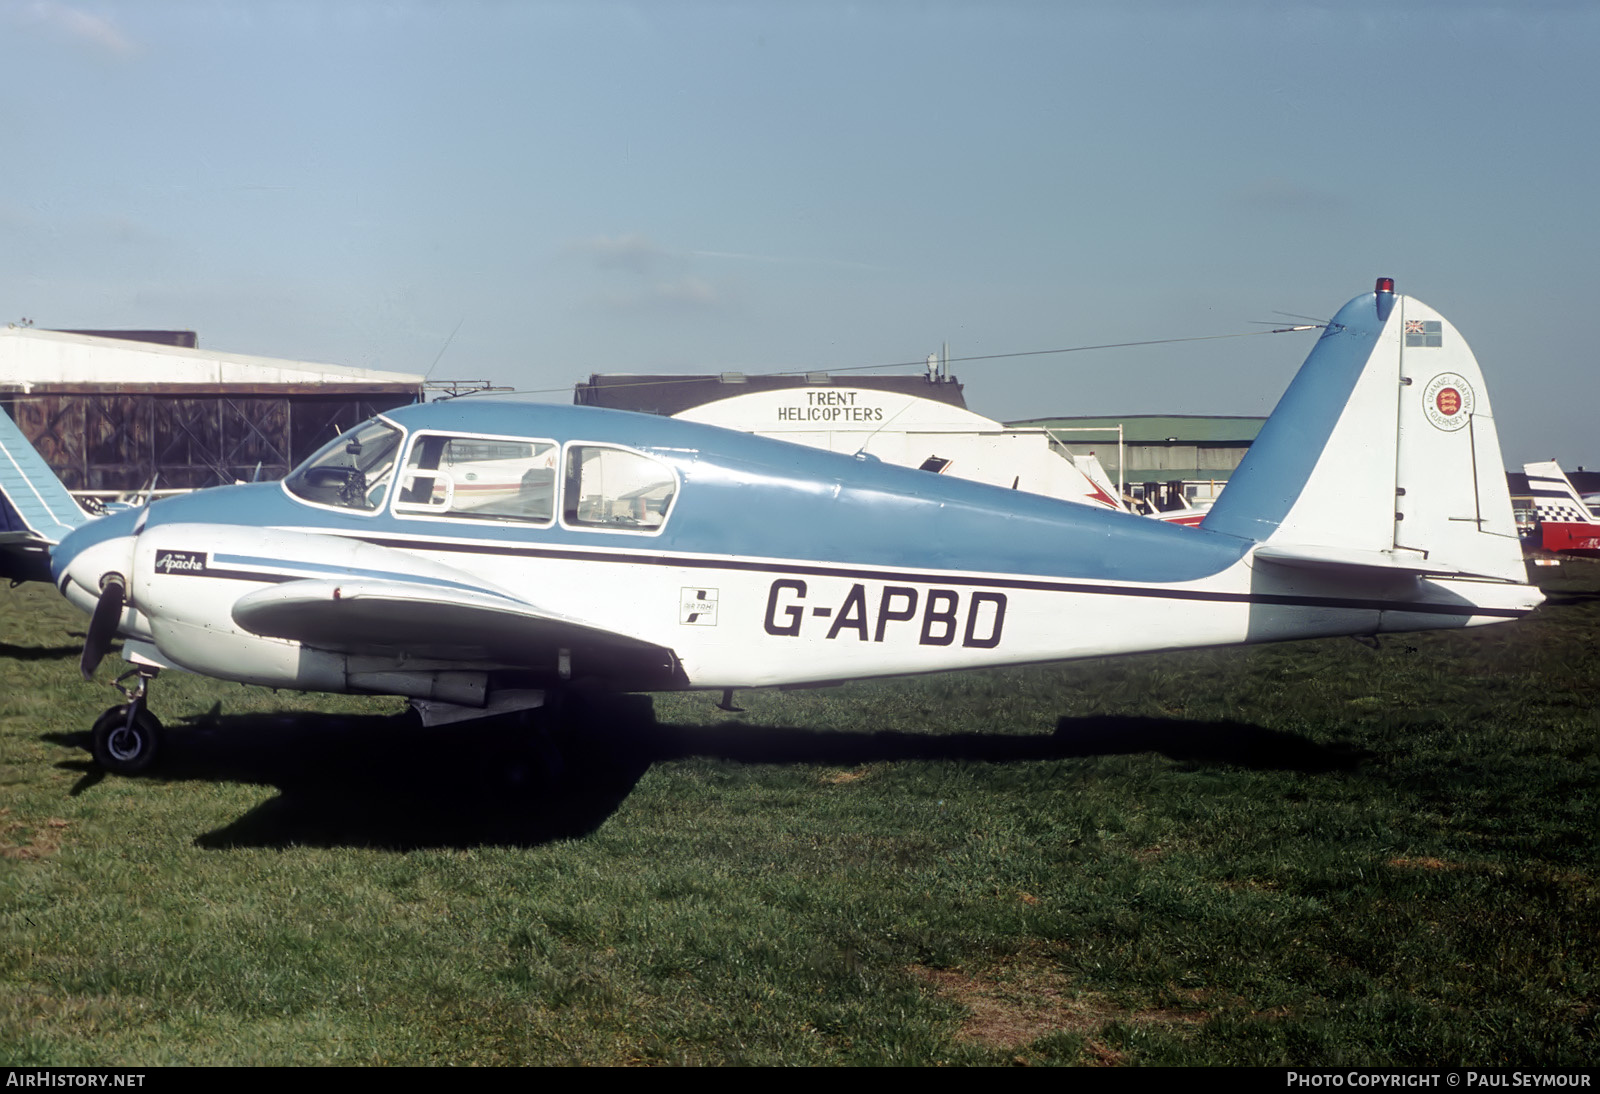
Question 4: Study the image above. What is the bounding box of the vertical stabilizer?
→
[1523,460,1597,526]
[1523,460,1600,556]
[1203,282,1525,583]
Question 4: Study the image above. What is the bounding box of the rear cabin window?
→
[562,445,676,531]
[394,434,558,524]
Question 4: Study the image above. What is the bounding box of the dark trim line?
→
[345,534,1529,620]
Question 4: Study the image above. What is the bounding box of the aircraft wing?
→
[231,578,671,665]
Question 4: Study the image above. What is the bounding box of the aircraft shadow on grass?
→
[1539,590,1600,608]
[0,641,82,661]
[45,702,1368,852]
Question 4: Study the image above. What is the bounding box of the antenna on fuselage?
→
[423,317,466,383]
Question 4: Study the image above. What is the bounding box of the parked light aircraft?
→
[1522,460,1600,557]
[0,280,1542,775]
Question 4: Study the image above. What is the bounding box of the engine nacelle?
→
[126,523,497,703]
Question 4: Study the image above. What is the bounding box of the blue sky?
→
[2,1,1595,466]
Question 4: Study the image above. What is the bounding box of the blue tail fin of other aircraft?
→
[0,406,88,580]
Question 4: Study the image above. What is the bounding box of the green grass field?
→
[1,564,1595,1066]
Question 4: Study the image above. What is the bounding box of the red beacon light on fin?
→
[1374,277,1396,320]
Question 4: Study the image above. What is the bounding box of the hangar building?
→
[573,371,1266,512]
[1004,414,1266,509]
[0,325,423,494]
[574,371,968,416]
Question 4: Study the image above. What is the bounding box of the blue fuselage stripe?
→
[213,553,521,601]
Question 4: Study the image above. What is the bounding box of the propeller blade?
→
[80,579,125,681]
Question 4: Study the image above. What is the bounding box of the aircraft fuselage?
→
[52,400,1538,705]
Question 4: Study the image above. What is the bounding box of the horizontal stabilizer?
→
[1253,543,1472,578]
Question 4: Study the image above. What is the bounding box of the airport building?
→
[574,370,968,416]
[1004,414,1266,510]
[0,325,423,495]
[574,372,1267,515]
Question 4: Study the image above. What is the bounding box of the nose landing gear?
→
[90,667,162,776]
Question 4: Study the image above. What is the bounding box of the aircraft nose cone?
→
[53,507,141,601]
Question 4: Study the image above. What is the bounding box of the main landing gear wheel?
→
[90,703,162,776]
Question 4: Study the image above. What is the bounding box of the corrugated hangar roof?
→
[57,329,199,348]
[1,325,424,493]
[1005,414,1266,445]
[0,326,422,392]
[575,372,967,417]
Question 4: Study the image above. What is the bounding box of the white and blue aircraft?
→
[0,280,1542,774]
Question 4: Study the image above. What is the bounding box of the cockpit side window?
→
[285,418,404,512]
[562,445,677,531]
[393,433,558,524]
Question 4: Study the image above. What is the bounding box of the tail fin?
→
[0,406,89,582]
[1202,280,1526,583]
[1069,449,1127,511]
[1523,460,1596,526]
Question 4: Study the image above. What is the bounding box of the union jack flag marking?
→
[1405,319,1442,348]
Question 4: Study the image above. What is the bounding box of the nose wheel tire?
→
[91,704,162,776]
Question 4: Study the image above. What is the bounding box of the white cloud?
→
[566,235,725,312]
[692,249,890,272]
[651,276,718,306]
[23,1,135,55]
[592,276,721,313]
[569,233,671,275]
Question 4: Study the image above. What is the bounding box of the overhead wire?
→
[458,322,1324,400]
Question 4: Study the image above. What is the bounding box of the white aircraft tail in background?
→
[1523,460,1600,557]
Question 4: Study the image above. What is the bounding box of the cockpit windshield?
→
[284,418,404,512]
